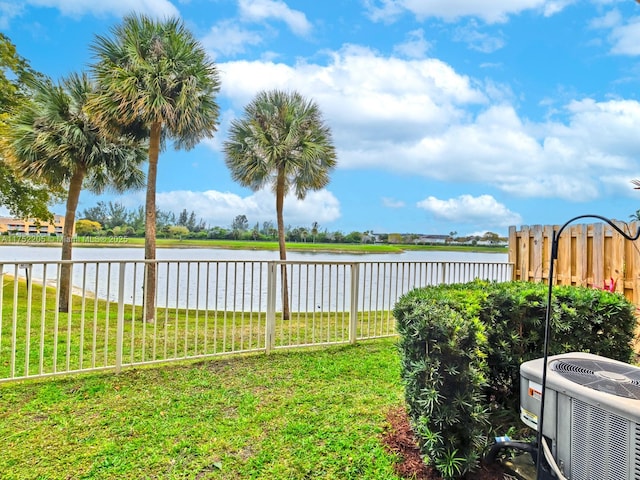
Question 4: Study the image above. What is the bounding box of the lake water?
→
[0,245,507,263]
[0,245,509,310]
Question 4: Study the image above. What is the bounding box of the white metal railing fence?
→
[0,259,513,383]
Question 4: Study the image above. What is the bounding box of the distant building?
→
[414,235,448,244]
[387,233,404,244]
[0,215,66,236]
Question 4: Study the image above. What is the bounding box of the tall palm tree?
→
[5,72,146,311]
[89,14,221,322]
[224,90,337,319]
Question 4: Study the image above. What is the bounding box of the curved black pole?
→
[535,215,640,479]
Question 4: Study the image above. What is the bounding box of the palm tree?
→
[89,14,221,322]
[224,90,337,319]
[5,72,146,311]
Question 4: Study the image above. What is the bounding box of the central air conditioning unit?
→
[520,352,640,480]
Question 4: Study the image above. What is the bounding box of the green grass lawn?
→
[0,337,405,480]
[1,276,395,381]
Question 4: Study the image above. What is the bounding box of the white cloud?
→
[542,0,575,17]
[152,188,340,227]
[215,47,640,204]
[393,29,431,58]
[590,8,621,30]
[0,1,24,29]
[363,0,405,23]
[238,0,312,36]
[453,21,505,53]
[608,16,640,55]
[417,194,522,227]
[219,45,486,142]
[498,175,599,201]
[590,9,640,57]
[600,174,640,198]
[201,20,264,58]
[364,0,566,24]
[24,0,179,18]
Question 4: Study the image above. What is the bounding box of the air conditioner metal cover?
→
[520,352,640,428]
[520,352,640,480]
[550,356,640,400]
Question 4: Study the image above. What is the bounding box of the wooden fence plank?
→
[509,220,640,304]
[610,221,625,293]
[592,223,604,289]
[556,224,571,286]
[532,225,543,282]
[508,227,517,277]
[542,225,554,283]
[574,224,587,287]
[520,225,530,282]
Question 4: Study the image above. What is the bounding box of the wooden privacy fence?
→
[508,220,640,306]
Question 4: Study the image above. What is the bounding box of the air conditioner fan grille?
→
[550,357,640,400]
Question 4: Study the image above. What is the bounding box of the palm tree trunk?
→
[59,167,85,312]
[144,121,161,323]
[276,169,290,320]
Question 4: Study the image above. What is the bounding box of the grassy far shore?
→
[0,235,508,254]
[0,338,405,480]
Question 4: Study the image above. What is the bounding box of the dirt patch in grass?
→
[381,406,511,480]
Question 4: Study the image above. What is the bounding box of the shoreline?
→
[0,237,508,255]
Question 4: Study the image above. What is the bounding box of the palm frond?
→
[89,13,220,149]
[4,71,147,192]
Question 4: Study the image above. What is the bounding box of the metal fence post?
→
[115,262,126,373]
[349,263,360,344]
[23,264,33,377]
[265,261,277,353]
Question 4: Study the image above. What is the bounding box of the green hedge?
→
[393,280,636,479]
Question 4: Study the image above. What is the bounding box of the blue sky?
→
[4,0,640,236]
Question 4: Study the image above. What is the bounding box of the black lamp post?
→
[534,214,640,479]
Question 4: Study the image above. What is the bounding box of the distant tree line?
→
[77,202,370,243]
[77,201,207,238]
[76,201,505,245]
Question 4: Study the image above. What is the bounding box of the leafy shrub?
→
[394,289,490,479]
[394,280,636,479]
